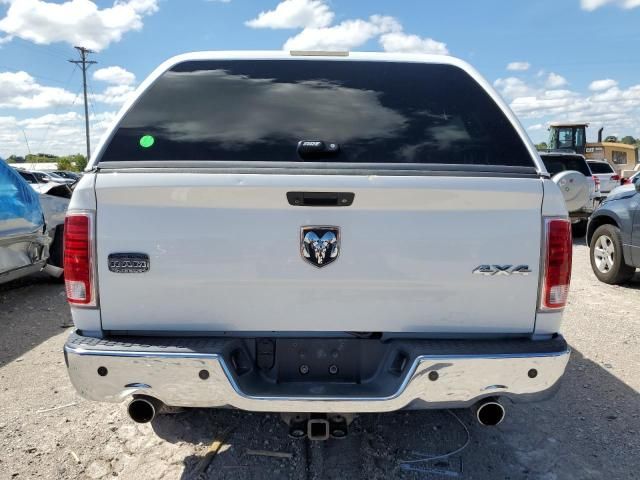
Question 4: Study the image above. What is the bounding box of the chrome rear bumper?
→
[64,332,570,413]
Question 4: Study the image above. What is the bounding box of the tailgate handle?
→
[287,192,354,207]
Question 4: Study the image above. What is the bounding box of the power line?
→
[0,63,73,85]
[86,82,99,119]
[68,46,97,161]
[13,37,70,60]
[34,65,79,152]
[21,129,32,155]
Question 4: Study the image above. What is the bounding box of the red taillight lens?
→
[592,176,601,190]
[611,175,620,181]
[64,212,95,306]
[540,218,572,310]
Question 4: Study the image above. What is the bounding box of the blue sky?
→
[1,0,639,158]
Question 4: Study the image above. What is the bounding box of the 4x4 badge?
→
[300,226,340,268]
[472,264,531,276]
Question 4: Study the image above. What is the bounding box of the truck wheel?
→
[589,224,635,284]
[571,220,587,238]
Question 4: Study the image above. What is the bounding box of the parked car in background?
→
[587,175,640,284]
[587,160,620,195]
[14,168,75,193]
[13,169,39,185]
[34,170,76,185]
[622,171,640,186]
[540,152,600,236]
[620,165,640,184]
[1,159,70,284]
[52,170,81,181]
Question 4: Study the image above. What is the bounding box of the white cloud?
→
[581,0,611,9]
[0,66,135,113]
[494,72,640,142]
[0,71,77,109]
[283,15,400,51]
[379,32,448,55]
[494,77,535,100]
[19,111,81,129]
[93,66,136,85]
[506,61,530,71]
[247,1,448,54]
[92,84,136,105]
[0,116,20,157]
[581,0,640,10]
[0,65,131,156]
[589,79,618,91]
[0,0,159,51]
[510,89,580,117]
[0,110,117,158]
[246,0,333,29]
[545,72,568,89]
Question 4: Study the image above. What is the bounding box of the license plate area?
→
[276,339,362,383]
[225,337,411,398]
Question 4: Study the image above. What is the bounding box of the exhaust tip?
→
[127,397,157,424]
[476,400,505,426]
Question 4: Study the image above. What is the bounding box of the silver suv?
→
[588,160,620,195]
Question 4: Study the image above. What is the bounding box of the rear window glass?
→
[540,155,591,176]
[99,60,534,167]
[587,162,614,174]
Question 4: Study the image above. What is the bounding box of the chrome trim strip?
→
[65,343,569,361]
[95,161,538,175]
[64,346,220,359]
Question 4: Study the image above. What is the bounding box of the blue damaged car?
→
[587,175,640,284]
[0,159,69,284]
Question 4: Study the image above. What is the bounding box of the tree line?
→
[6,153,87,172]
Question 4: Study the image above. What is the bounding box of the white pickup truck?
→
[63,51,572,439]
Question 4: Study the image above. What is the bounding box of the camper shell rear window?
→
[98,60,535,168]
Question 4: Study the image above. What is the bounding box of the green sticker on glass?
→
[139,135,155,148]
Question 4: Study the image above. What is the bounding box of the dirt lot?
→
[1,241,639,480]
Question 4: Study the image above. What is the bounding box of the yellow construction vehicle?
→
[547,122,639,176]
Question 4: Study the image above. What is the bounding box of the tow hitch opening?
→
[282,413,354,440]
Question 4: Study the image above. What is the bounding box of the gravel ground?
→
[0,241,638,480]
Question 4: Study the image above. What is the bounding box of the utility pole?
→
[69,46,97,162]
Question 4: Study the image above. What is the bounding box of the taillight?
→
[611,175,620,182]
[592,176,601,191]
[64,212,96,306]
[539,218,572,310]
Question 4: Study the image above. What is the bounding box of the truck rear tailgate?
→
[95,172,542,334]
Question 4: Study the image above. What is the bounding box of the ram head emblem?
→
[301,227,340,268]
